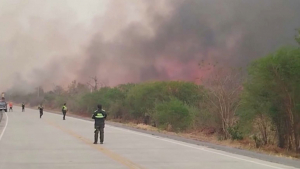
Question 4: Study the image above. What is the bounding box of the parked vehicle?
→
[0,99,7,112]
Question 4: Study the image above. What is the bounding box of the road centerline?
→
[49,112,295,169]
[44,118,145,169]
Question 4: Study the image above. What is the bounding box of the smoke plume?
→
[1,0,300,93]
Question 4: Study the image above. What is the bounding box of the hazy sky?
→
[0,0,104,91]
[0,0,165,92]
[1,0,300,93]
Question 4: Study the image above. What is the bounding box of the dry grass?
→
[135,123,157,131]
[121,122,300,159]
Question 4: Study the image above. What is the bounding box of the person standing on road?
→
[9,102,13,112]
[92,104,107,144]
[22,102,25,112]
[62,103,68,120]
[38,104,43,118]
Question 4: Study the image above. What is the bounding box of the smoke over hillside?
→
[1,0,300,93]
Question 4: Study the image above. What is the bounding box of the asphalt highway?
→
[0,107,299,169]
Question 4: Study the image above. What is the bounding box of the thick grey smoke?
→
[80,0,300,86]
[1,0,300,93]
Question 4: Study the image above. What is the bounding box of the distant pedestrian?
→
[92,104,107,144]
[9,102,13,112]
[62,103,68,120]
[38,104,43,118]
[22,102,25,112]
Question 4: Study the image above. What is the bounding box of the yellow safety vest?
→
[62,106,67,111]
[95,113,104,119]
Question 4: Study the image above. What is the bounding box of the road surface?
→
[0,107,299,169]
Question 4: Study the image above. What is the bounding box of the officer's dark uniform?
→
[38,105,43,118]
[92,107,107,144]
[62,104,67,120]
[22,103,25,112]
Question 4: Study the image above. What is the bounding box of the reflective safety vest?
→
[62,106,67,111]
[95,113,104,119]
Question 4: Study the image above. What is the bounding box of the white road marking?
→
[107,125,294,169]
[0,112,8,141]
[30,109,297,169]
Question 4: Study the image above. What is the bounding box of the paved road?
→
[0,107,299,169]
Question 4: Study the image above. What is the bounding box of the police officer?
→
[38,104,43,118]
[22,102,25,112]
[62,103,68,120]
[92,104,107,144]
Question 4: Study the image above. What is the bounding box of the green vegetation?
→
[154,97,194,131]
[7,31,300,154]
[240,47,300,152]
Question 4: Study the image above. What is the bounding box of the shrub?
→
[154,97,193,131]
[227,125,244,140]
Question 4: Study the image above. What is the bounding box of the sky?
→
[0,0,300,93]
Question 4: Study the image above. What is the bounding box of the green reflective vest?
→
[95,113,104,119]
[62,106,67,111]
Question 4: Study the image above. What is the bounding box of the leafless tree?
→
[202,67,243,139]
[86,76,109,92]
[87,76,98,92]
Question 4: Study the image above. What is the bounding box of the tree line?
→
[7,30,300,153]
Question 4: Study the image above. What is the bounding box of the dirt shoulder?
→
[26,106,300,168]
